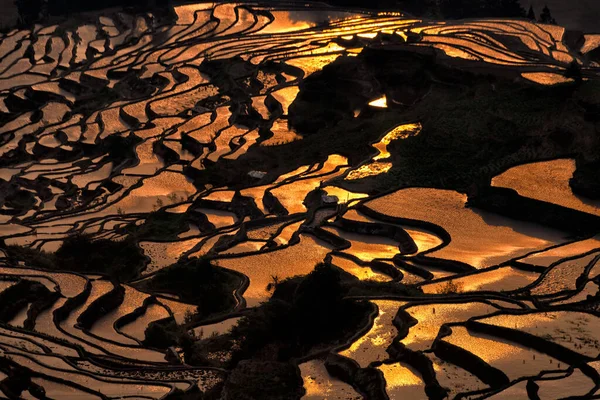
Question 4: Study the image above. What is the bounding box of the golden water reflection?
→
[481,311,600,358]
[300,360,360,400]
[373,122,421,160]
[368,95,387,108]
[379,362,427,399]
[346,123,421,180]
[346,161,392,180]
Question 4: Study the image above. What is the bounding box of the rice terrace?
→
[0,0,599,398]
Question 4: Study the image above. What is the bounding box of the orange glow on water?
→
[368,96,387,108]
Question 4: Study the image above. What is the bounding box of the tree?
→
[266,275,280,292]
[539,5,557,24]
[14,0,43,26]
[527,5,536,20]
[564,60,582,84]
[498,0,526,18]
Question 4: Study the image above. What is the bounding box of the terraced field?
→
[0,2,600,399]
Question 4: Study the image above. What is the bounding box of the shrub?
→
[55,235,145,281]
[143,318,179,348]
[7,234,145,281]
[229,262,372,362]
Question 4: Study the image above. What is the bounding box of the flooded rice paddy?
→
[0,1,599,399]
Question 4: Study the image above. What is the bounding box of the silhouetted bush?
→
[539,5,557,24]
[229,262,372,362]
[5,245,55,270]
[570,158,600,199]
[0,280,53,323]
[565,60,583,84]
[143,317,179,348]
[141,258,242,318]
[15,0,43,26]
[55,235,145,281]
[126,210,189,240]
[221,360,305,400]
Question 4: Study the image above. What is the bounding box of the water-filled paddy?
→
[0,1,598,398]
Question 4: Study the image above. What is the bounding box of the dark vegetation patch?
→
[54,236,145,280]
[568,81,600,199]
[195,103,401,191]
[0,280,55,324]
[277,46,600,195]
[379,80,589,191]
[289,56,379,134]
[137,258,243,318]
[220,360,305,400]
[182,262,416,397]
[5,235,145,281]
[143,317,181,349]
[4,190,37,212]
[124,210,189,240]
[184,55,395,190]
[195,46,599,199]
